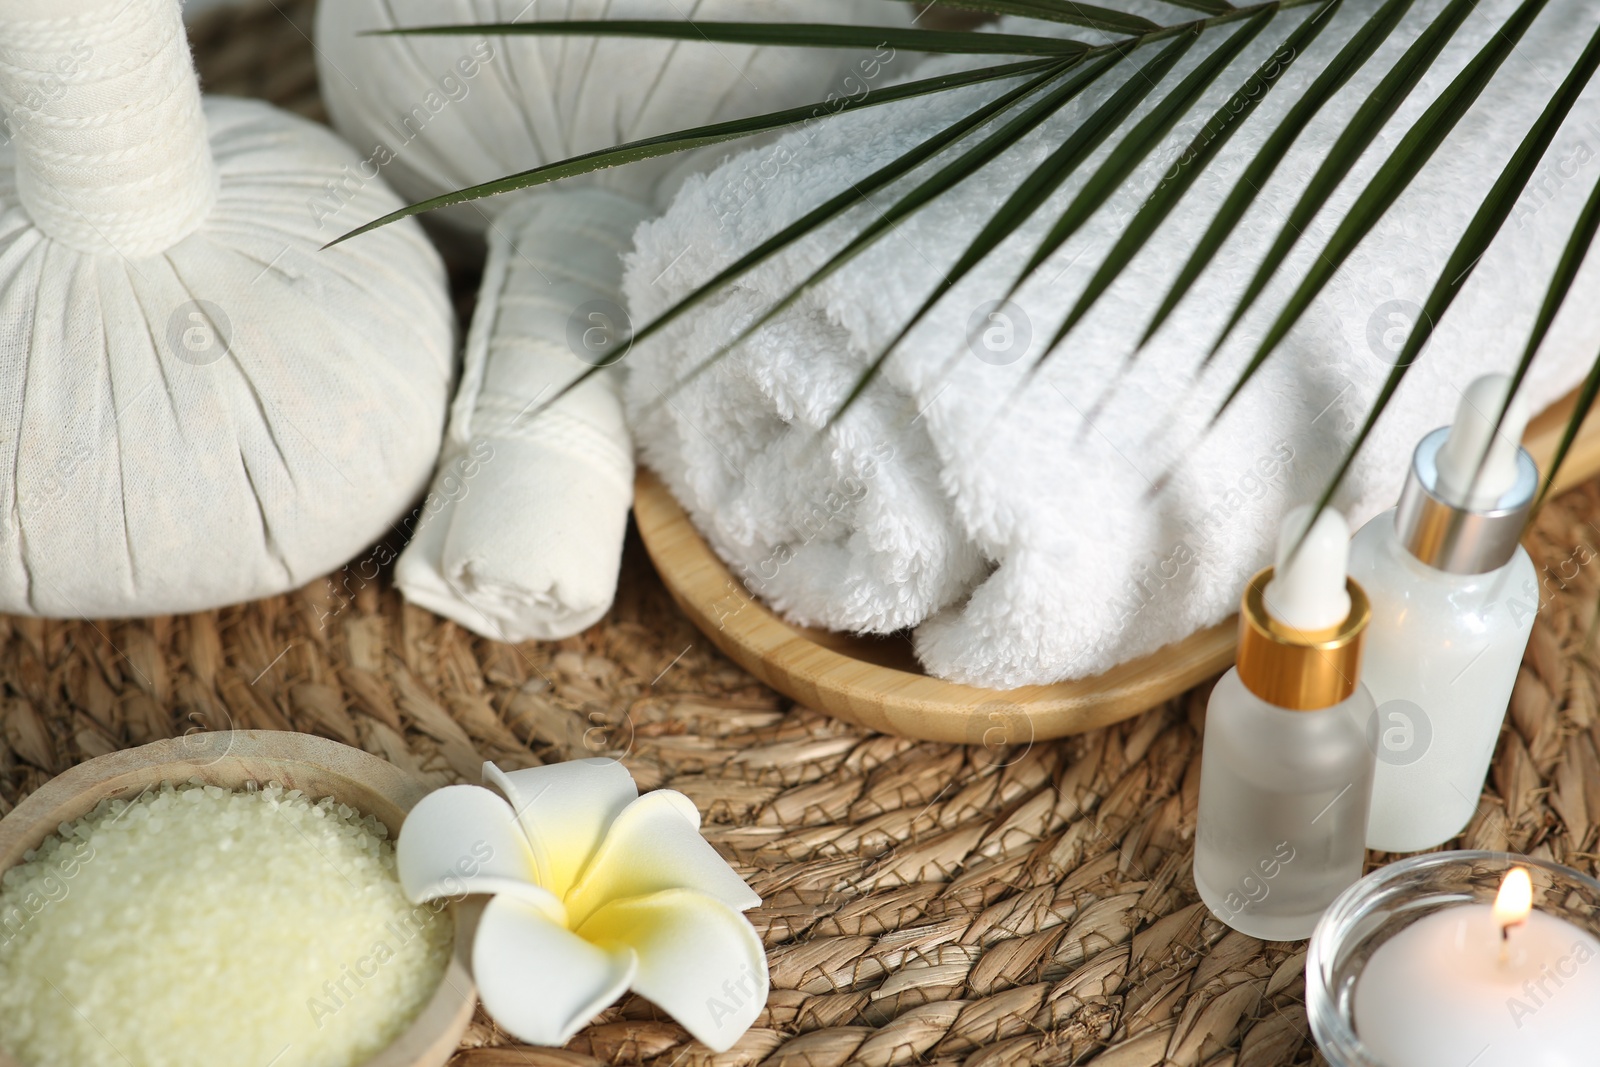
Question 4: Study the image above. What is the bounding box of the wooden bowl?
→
[636,392,1600,744]
[0,731,475,1067]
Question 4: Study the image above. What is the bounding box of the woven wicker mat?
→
[3,5,1595,1065]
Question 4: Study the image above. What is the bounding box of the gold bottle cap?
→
[1236,567,1370,711]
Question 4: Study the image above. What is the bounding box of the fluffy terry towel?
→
[624,0,1600,688]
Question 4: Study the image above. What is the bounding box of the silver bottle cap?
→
[1395,426,1537,575]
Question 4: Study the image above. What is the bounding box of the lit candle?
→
[1353,867,1600,1066]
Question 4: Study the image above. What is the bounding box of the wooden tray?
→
[634,392,1600,744]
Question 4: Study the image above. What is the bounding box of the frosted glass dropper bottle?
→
[1350,374,1539,853]
[1195,505,1375,941]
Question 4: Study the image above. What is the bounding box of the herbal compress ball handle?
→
[0,0,216,257]
[0,0,453,616]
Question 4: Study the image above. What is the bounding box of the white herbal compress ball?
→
[315,0,905,641]
[0,0,453,616]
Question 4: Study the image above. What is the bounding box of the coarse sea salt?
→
[0,781,453,1067]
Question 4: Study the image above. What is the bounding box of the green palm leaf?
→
[1021,5,1282,364]
[1219,0,1551,419]
[1068,0,1344,350]
[672,52,1125,412]
[1136,0,1413,349]
[375,21,1092,55]
[1205,0,1478,361]
[1162,0,1238,13]
[635,62,1071,350]
[886,0,1162,34]
[1397,20,1600,504]
[1287,0,1559,526]
[1542,346,1600,511]
[341,0,1600,563]
[335,0,1332,254]
[553,61,1074,418]
[1519,168,1600,507]
[326,57,1057,247]
[830,27,1207,420]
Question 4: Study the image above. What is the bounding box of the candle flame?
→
[1494,867,1533,930]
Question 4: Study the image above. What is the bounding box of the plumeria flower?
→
[396,758,766,1050]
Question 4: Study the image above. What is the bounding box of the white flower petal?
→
[397,785,562,919]
[484,758,638,898]
[577,889,768,1053]
[473,894,637,1046]
[566,791,761,926]
[652,788,704,828]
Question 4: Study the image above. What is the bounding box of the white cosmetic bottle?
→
[1195,505,1376,941]
[1350,375,1539,854]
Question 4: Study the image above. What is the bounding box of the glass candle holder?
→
[1307,851,1600,1067]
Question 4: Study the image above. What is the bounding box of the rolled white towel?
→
[625,0,1600,687]
[397,191,647,641]
[317,0,908,641]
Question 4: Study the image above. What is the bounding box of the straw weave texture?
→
[2,3,1595,1063]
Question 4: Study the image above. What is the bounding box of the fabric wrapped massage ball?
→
[314,0,905,229]
[0,0,454,616]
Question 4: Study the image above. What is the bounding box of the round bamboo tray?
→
[633,470,1235,746]
[636,392,1600,743]
[0,731,476,1067]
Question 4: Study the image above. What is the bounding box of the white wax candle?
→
[1354,904,1600,1066]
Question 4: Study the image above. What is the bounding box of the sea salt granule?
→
[0,781,452,1067]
